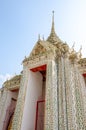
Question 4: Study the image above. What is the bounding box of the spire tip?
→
[52,10,54,23]
[52,10,54,14]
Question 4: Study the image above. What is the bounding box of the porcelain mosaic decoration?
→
[0,12,86,130]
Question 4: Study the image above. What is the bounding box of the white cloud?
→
[0,74,13,88]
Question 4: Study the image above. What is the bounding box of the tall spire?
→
[51,11,55,34]
[47,11,62,44]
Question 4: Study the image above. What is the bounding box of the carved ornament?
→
[2,75,21,90]
[78,58,86,66]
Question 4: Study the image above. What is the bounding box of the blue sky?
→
[0,0,86,87]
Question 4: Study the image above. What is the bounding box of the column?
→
[44,60,58,130]
[11,66,29,130]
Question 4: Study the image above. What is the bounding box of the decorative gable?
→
[29,41,47,58]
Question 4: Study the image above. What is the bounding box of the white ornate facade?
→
[0,13,86,130]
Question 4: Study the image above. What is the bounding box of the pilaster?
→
[57,57,68,130]
[0,88,9,130]
[73,64,86,129]
[44,60,58,130]
[11,66,29,130]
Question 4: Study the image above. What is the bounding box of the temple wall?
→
[21,70,42,130]
[0,90,18,130]
[84,77,86,86]
[0,90,11,130]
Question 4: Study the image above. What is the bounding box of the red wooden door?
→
[35,100,45,130]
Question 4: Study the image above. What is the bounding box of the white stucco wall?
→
[0,90,18,130]
[21,71,43,130]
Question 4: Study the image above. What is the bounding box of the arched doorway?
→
[2,97,17,130]
[7,112,14,130]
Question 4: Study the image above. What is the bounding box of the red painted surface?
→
[35,100,45,130]
[30,65,46,72]
[83,73,86,77]
[11,89,19,92]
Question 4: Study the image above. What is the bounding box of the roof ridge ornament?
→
[37,34,42,42]
[72,42,75,51]
[77,45,82,59]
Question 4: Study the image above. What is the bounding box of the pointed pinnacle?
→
[47,11,62,43]
[52,11,54,22]
[79,45,82,52]
[38,34,40,40]
[51,10,55,34]
[72,42,75,49]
